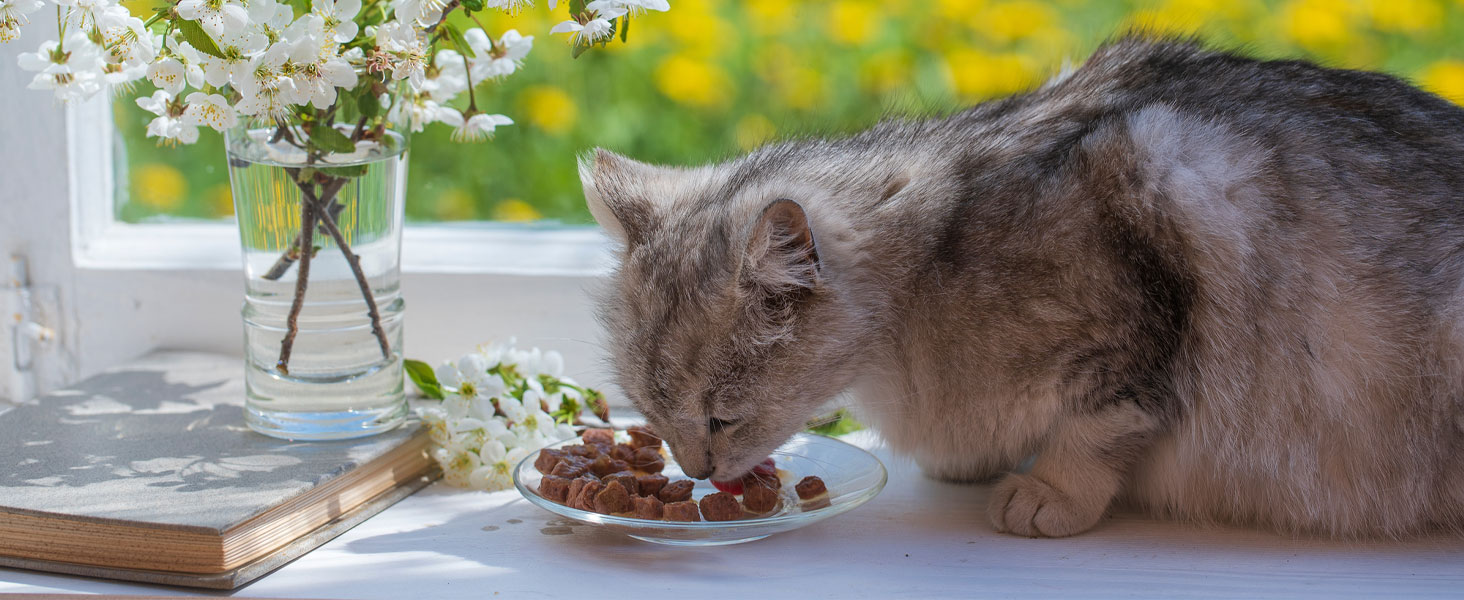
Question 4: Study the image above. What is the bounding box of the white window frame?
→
[68,96,616,277]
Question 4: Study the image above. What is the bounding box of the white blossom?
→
[55,0,116,31]
[0,0,43,43]
[389,0,447,27]
[233,41,297,118]
[433,440,483,488]
[468,442,527,492]
[136,89,200,144]
[19,35,103,102]
[549,6,623,46]
[439,110,512,143]
[590,0,667,15]
[466,28,531,80]
[176,0,250,38]
[182,92,237,131]
[311,0,360,44]
[284,32,357,109]
[375,19,427,89]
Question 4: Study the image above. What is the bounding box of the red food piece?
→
[657,479,695,503]
[741,483,780,514]
[699,492,743,521]
[631,495,664,520]
[712,457,776,495]
[538,475,571,503]
[663,501,701,521]
[636,473,669,498]
[626,425,662,450]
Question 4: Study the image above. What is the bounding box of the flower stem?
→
[460,51,478,111]
[276,186,319,375]
[311,186,393,362]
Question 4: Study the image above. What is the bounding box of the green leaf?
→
[309,124,357,154]
[321,164,368,178]
[404,359,444,399]
[569,0,586,13]
[619,14,629,43]
[460,0,484,11]
[441,23,476,58]
[289,0,312,18]
[571,40,591,58]
[357,89,381,119]
[175,20,227,59]
[806,408,865,437]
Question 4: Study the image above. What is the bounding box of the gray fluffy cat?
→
[578,35,1464,538]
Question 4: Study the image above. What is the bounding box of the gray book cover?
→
[0,351,435,589]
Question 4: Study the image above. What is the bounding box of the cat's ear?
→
[579,148,659,245]
[742,198,821,292]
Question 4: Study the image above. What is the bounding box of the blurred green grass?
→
[115,0,1464,225]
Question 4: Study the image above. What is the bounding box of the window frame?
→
[71,96,616,277]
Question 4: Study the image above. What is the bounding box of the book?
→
[0,352,439,589]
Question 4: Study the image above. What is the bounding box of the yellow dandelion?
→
[492,199,543,223]
[1280,0,1359,50]
[433,187,477,221]
[206,183,234,218]
[1419,60,1464,105]
[827,0,881,46]
[734,114,777,150]
[977,1,1056,44]
[1362,0,1443,33]
[744,0,796,37]
[945,49,1042,100]
[654,54,734,109]
[132,163,187,212]
[519,85,578,135]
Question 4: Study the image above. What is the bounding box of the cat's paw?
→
[987,473,1103,538]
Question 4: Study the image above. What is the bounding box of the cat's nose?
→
[682,464,712,479]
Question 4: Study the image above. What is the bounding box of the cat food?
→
[538,474,572,503]
[582,428,615,447]
[741,483,780,514]
[627,425,662,449]
[609,443,636,462]
[699,492,743,522]
[631,446,665,473]
[594,480,633,514]
[657,479,695,503]
[531,427,835,524]
[636,473,669,498]
[631,495,665,520]
[602,471,640,496]
[663,501,701,522]
[590,455,630,477]
[550,456,592,479]
[795,475,827,500]
[572,479,605,511]
[535,448,566,473]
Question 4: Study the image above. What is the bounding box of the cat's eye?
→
[708,417,740,434]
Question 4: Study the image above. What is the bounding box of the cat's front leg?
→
[987,400,1160,537]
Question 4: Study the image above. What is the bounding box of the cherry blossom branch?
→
[276,184,319,375]
[311,188,393,361]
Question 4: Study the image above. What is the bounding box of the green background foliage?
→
[115,0,1464,225]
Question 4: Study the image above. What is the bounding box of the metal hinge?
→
[4,255,63,403]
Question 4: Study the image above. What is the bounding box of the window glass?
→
[113,0,1464,225]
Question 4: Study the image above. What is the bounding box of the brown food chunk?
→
[582,428,615,447]
[602,471,640,496]
[594,480,633,514]
[549,455,592,479]
[657,479,695,503]
[631,446,666,473]
[626,425,662,450]
[565,474,598,508]
[609,443,636,463]
[742,470,780,490]
[572,480,604,511]
[795,476,828,500]
[534,448,566,474]
[630,495,664,520]
[538,475,572,503]
[699,492,743,522]
[589,455,630,477]
[663,501,701,521]
[565,444,601,459]
[635,473,668,498]
[742,483,780,514]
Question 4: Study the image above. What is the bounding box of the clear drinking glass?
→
[225,123,409,440]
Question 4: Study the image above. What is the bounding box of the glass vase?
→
[225,121,409,440]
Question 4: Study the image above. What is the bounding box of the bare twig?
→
[311,187,392,362]
[276,189,319,375]
[261,194,345,281]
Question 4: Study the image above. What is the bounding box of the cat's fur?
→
[579,35,1464,538]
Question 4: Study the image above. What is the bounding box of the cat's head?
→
[579,148,868,481]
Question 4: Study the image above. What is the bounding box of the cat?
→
[577,34,1464,538]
